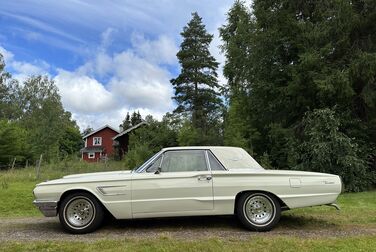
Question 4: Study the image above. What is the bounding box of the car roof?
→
[161,146,243,151]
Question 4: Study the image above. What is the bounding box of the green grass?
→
[281,191,376,228]
[0,160,128,217]
[0,159,128,183]
[0,163,375,251]
[1,236,375,252]
[0,181,38,217]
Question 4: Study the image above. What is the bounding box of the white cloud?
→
[71,111,124,131]
[131,33,178,65]
[95,52,113,77]
[0,46,14,62]
[72,107,166,130]
[54,69,118,114]
[52,30,175,129]
[100,27,116,50]
[0,45,50,82]
[12,61,48,76]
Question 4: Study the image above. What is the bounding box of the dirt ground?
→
[0,215,375,241]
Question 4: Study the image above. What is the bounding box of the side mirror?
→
[154,167,162,174]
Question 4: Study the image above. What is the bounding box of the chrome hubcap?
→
[65,197,95,228]
[245,195,274,225]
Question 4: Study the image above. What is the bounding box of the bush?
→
[297,108,374,192]
[124,143,154,170]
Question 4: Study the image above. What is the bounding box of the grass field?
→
[0,160,127,217]
[1,236,375,252]
[0,162,375,251]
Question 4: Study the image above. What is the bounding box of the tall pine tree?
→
[120,112,131,130]
[171,12,223,145]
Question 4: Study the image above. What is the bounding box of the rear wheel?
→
[59,192,104,234]
[236,192,281,231]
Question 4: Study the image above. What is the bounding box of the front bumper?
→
[33,200,58,217]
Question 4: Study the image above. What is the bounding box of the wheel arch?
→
[234,190,289,214]
[58,188,112,217]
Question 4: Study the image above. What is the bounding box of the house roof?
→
[113,121,148,140]
[80,146,104,153]
[82,125,119,139]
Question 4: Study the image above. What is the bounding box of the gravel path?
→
[0,216,375,241]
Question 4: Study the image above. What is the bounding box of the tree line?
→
[1,0,375,191]
[127,1,376,192]
[0,59,82,168]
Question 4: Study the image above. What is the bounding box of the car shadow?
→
[103,215,243,231]
[8,214,338,237]
[101,213,338,232]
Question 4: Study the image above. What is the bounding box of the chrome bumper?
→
[33,200,58,217]
[326,202,341,211]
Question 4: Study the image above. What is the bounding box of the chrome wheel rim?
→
[244,195,274,225]
[64,197,95,229]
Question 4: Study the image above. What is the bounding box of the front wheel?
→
[236,192,281,231]
[58,192,104,234]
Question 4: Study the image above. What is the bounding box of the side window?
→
[145,156,162,173]
[208,151,225,171]
[161,150,207,172]
[93,137,102,146]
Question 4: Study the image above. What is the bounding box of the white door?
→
[131,150,213,216]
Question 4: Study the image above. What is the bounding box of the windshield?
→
[134,151,162,173]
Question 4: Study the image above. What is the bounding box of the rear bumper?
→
[33,200,58,217]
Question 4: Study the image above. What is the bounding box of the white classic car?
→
[33,147,343,234]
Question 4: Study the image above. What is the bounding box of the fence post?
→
[36,154,43,179]
[104,156,108,169]
[11,158,16,170]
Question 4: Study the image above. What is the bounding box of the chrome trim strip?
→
[205,150,211,172]
[33,200,58,217]
[96,185,128,196]
[137,148,220,173]
[136,151,163,173]
[207,150,227,171]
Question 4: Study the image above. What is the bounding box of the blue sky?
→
[0,0,235,130]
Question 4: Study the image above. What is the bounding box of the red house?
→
[80,125,119,162]
[80,122,147,162]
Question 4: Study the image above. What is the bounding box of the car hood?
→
[37,170,133,186]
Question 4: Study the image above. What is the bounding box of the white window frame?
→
[88,152,95,159]
[93,137,102,146]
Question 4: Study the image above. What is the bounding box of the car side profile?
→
[33,146,343,234]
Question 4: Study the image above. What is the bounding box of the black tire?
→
[236,192,281,231]
[58,192,104,234]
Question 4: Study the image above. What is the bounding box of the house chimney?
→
[119,125,123,132]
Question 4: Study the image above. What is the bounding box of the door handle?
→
[198,175,212,181]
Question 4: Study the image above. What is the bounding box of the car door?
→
[131,150,214,217]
